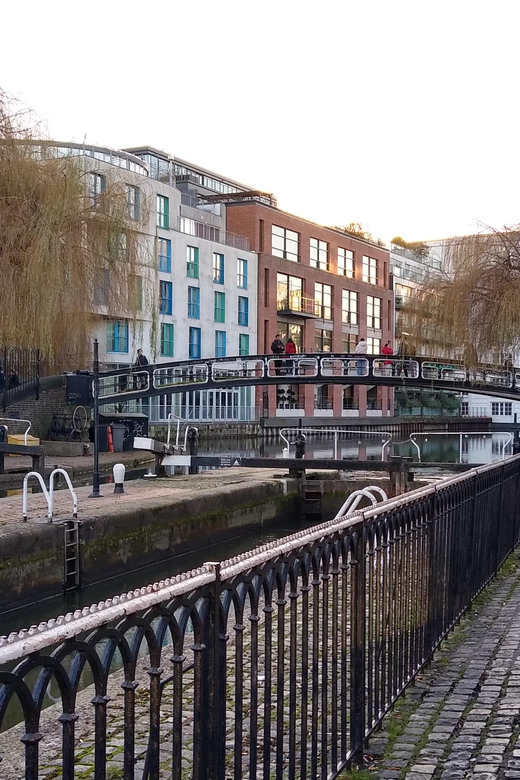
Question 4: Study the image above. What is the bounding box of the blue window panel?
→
[160,280,173,315]
[158,238,171,272]
[106,320,128,353]
[157,195,169,228]
[188,286,200,318]
[213,252,224,284]
[214,291,225,323]
[238,296,249,326]
[189,327,201,359]
[239,333,249,356]
[215,330,226,357]
[237,258,248,289]
[187,246,199,278]
[161,323,174,357]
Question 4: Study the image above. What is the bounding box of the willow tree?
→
[406,227,520,362]
[0,92,148,371]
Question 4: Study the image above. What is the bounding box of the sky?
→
[1,0,519,243]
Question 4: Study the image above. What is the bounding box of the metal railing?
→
[1,346,40,410]
[176,216,251,251]
[1,457,520,778]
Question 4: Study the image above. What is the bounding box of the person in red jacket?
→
[382,341,393,375]
[285,336,297,375]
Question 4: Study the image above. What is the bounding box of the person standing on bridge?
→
[382,341,393,376]
[134,349,149,389]
[285,336,297,375]
[355,338,367,375]
[271,333,285,375]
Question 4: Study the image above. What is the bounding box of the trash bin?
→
[111,423,126,453]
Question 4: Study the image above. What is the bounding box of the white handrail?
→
[22,472,51,523]
[0,417,32,445]
[334,486,388,519]
[280,428,393,460]
[49,469,78,520]
[410,431,513,462]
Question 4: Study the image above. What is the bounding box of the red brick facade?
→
[227,202,394,418]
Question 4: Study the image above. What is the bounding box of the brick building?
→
[226,201,394,418]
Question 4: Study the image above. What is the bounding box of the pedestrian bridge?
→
[98,353,520,404]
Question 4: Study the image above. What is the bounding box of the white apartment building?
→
[31,142,258,423]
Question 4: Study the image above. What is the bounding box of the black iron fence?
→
[1,457,520,779]
[0,346,40,411]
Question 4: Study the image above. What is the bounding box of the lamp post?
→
[89,339,102,498]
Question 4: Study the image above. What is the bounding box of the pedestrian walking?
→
[7,368,20,389]
[355,338,367,376]
[397,339,410,377]
[271,332,285,376]
[134,349,149,389]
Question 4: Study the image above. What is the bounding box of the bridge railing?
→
[1,457,520,779]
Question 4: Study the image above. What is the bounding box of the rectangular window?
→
[161,323,174,357]
[188,286,200,318]
[126,185,139,220]
[180,216,197,235]
[491,402,512,416]
[157,195,169,229]
[187,246,199,278]
[277,273,303,312]
[128,274,143,311]
[315,328,332,352]
[158,238,171,272]
[367,337,381,354]
[272,225,300,262]
[89,172,105,208]
[341,290,358,325]
[367,296,381,329]
[215,330,226,357]
[315,282,333,320]
[189,327,201,359]
[214,291,225,323]
[237,258,248,289]
[342,333,357,353]
[310,238,329,270]
[94,268,109,306]
[106,320,128,353]
[213,252,224,284]
[338,247,354,278]
[160,280,172,315]
[238,296,249,326]
[362,255,378,284]
[239,334,250,356]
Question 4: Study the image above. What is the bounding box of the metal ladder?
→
[63,520,81,592]
[301,484,322,519]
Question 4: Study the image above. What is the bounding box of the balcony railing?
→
[277,295,322,317]
[176,217,250,251]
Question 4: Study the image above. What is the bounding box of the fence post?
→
[350,519,366,763]
[206,562,226,780]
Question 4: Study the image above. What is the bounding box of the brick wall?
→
[3,385,68,438]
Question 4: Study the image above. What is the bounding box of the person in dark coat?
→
[271,333,285,375]
[134,349,149,389]
[7,369,20,389]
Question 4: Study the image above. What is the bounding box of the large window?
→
[277,273,303,311]
[239,334,250,355]
[188,286,200,318]
[362,255,378,284]
[187,246,199,278]
[160,280,172,315]
[342,333,357,353]
[157,195,169,229]
[342,290,358,325]
[237,258,248,289]
[89,172,105,208]
[158,238,171,272]
[272,225,299,262]
[367,337,381,354]
[315,282,332,320]
[161,323,174,357]
[126,185,139,220]
[214,291,225,323]
[189,327,201,359]
[315,328,333,352]
[213,252,224,284]
[215,330,226,357]
[338,247,354,278]
[367,296,381,329]
[491,402,512,416]
[106,320,128,353]
[310,238,329,270]
[238,296,249,326]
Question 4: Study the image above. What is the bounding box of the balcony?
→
[277,294,322,318]
[176,217,250,252]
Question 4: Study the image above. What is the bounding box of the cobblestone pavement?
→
[366,552,520,780]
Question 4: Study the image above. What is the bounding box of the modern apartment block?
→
[225,202,394,418]
[29,142,258,423]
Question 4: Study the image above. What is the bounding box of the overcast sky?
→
[2,0,518,243]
